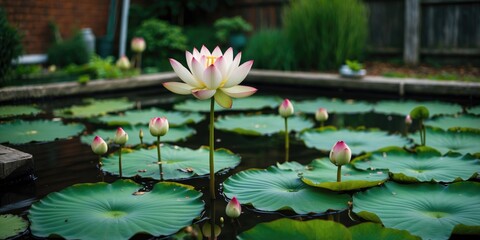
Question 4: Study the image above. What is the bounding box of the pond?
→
[1,83,479,240]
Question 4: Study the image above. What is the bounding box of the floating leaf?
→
[0,120,84,144]
[101,145,240,180]
[353,147,480,183]
[300,128,410,155]
[373,100,462,116]
[353,181,480,240]
[216,114,314,136]
[278,159,388,191]
[293,97,374,114]
[29,180,204,240]
[408,128,480,155]
[96,108,204,126]
[0,214,29,239]
[174,95,282,112]
[54,98,133,118]
[223,166,350,214]
[349,222,420,240]
[467,105,480,115]
[238,218,351,240]
[81,125,195,146]
[425,114,480,133]
[0,105,42,118]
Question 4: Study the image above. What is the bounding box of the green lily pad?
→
[293,97,374,114]
[467,105,480,115]
[408,128,480,155]
[101,145,240,180]
[278,159,388,191]
[349,222,420,240]
[174,95,282,112]
[353,147,480,183]
[299,128,411,155]
[0,105,42,118]
[353,181,480,240]
[223,166,350,214]
[425,114,480,133]
[29,180,204,240]
[216,114,314,136]
[373,100,462,116]
[54,98,133,118]
[96,108,204,126]
[81,125,195,146]
[237,218,351,240]
[0,214,29,239]
[0,120,85,144]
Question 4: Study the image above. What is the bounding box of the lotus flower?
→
[225,196,241,218]
[149,117,169,137]
[131,37,146,53]
[405,114,412,125]
[91,136,108,155]
[315,108,329,122]
[116,56,131,70]
[329,141,351,166]
[163,46,257,108]
[279,99,294,118]
[114,127,128,145]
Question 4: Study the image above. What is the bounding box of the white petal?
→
[192,89,216,100]
[169,59,201,88]
[200,45,211,56]
[163,82,195,95]
[214,56,228,77]
[224,60,254,88]
[228,52,242,77]
[212,46,223,57]
[191,58,206,86]
[193,47,201,59]
[203,64,222,90]
[223,48,233,66]
[186,51,194,72]
[221,85,257,98]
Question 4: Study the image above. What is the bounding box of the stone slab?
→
[0,145,33,179]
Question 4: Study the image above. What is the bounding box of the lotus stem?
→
[210,199,216,240]
[157,135,163,181]
[118,145,123,178]
[284,117,290,162]
[337,165,342,182]
[209,98,216,200]
[321,121,324,128]
[420,120,425,146]
[98,155,104,182]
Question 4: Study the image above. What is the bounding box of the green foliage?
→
[184,25,218,50]
[346,60,363,71]
[134,19,187,71]
[243,29,296,70]
[284,0,367,70]
[77,75,90,84]
[47,32,90,67]
[0,8,23,85]
[214,16,252,43]
[410,106,430,120]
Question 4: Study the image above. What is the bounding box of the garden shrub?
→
[283,0,367,70]
[184,25,218,50]
[47,33,90,67]
[244,29,296,71]
[0,8,23,85]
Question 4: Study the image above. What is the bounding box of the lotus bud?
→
[329,141,351,166]
[131,37,146,53]
[139,129,144,139]
[278,99,294,118]
[116,56,131,70]
[225,196,241,218]
[149,117,169,137]
[405,114,412,125]
[91,136,108,155]
[315,108,329,122]
[114,127,128,145]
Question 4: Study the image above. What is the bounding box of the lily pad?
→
[101,145,240,180]
[467,105,480,115]
[96,108,204,126]
[216,114,314,136]
[278,159,388,191]
[425,114,480,133]
[0,120,85,144]
[237,218,351,240]
[173,95,282,112]
[353,181,480,240]
[299,128,411,155]
[353,147,480,183]
[54,98,133,118]
[0,214,29,239]
[293,97,374,114]
[373,100,462,116]
[408,128,480,155]
[81,125,195,146]
[29,180,204,240]
[223,166,350,214]
[0,105,42,118]
[349,222,420,240]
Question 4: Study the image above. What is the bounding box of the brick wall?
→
[0,0,111,54]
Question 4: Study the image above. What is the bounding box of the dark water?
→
[1,83,478,239]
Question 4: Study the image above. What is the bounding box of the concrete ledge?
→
[0,145,33,180]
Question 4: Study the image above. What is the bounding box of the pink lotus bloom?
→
[116,56,131,70]
[163,46,257,108]
[315,108,329,122]
[149,117,169,137]
[278,99,294,117]
[131,37,146,53]
[405,114,412,125]
[329,141,351,166]
[114,127,128,145]
[91,136,108,155]
[225,196,241,218]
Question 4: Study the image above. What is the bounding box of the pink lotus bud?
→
[91,136,108,155]
[329,141,351,166]
[114,127,128,145]
[405,114,412,125]
[278,99,294,118]
[131,37,146,53]
[315,108,329,122]
[149,117,169,137]
[116,56,131,70]
[225,196,241,218]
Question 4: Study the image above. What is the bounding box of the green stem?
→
[337,165,342,182]
[284,117,290,162]
[420,121,425,146]
[157,136,163,181]
[321,121,324,128]
[99,155,104,182]
[210,199,216,240]
[209,98,216,200]
[118,146,123,178]
[422,124,426,146]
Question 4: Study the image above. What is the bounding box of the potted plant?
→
[340,60,366,78]
[214,16,252,50]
